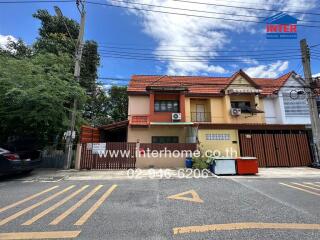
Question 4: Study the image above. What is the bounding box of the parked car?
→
[0,147,41,176]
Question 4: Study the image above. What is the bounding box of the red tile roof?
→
[128,70,294,96]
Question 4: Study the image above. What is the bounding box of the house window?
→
[282,92,309,116]
[154,100,179,112]
[231,101,251,113]
[206,134,230,141]
[152,136,179,143]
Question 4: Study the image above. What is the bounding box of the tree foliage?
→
[0,53,86,145]
[84,86,128,126]
[32,9,100,93]
[0,9,129,146]
[106,86,128,123]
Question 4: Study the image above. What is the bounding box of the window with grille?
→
[154,100,179,112]
[206,134,230,141]
[282,92,309,116]
[152,136,179,143]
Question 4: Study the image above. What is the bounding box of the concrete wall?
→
[210,97,225,123]
[198,129,240,157]
[127,126,187,143]
[223,95,265,124]
[128,95,150,116]
[264,97,283,124]
[263,75,311,125]
[136,155,187,168]
[280,77,311,125]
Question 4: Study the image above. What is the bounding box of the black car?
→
[0,147,41,175]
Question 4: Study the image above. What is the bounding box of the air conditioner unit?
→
[172,113,182,121]
[231,108,241,116]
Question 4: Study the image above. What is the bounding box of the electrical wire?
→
[85,1,320,28]
[98,49,303,58]
[99,53,302,62]
[0,0,73,3]
[97,76,316,88]
[105,0,320,24]
[169,0,320,16]
[98,46,303,53]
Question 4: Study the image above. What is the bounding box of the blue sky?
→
[1,0,320,88]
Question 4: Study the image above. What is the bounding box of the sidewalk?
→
[224,167,320,179]
[7,167,319,182]
[17,168,217,181]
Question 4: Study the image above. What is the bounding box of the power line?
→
[99,53,302,62]
[98,49,303,58]
[170,0,320,16]
[185,0,320,9]
[98,76,314,87]
[85,1,320,28]
[98,46,303,53]
[102,0,320,24]
[0,0,72,3]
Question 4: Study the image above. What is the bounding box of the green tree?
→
[32,9,100,93]
[0,39,32,58]
[106,86,128,123]
[0,53,86,145]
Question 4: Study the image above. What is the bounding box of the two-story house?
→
[127,70,313,168]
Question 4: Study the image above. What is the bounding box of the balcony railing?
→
[130,115,150,126]
[191,112,211,122]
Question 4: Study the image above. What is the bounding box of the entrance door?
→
[196,104,205,122]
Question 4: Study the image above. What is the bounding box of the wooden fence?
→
[80,142,137,170]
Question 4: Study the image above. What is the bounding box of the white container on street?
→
[212,157,236,175]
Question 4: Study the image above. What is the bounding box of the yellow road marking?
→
[291,182,320,191]
[50,185,103,225]
[173,222,320,235]
[0,185,75,226]
[279,183,320,197]
[0,231,81,239]
[303,182,320,189]
[0,186,59,214]
[22,185,89,226]
[167,189,203,203]
[74,184,117,226]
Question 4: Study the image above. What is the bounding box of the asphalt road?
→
[0,174,320,239]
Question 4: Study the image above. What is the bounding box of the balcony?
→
[130,115,150,126]
[191,112,211,122]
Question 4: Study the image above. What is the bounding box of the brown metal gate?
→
[239,132,312,167]
[80,142,136,170]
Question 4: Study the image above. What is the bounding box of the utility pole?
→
[300,39,320,167]
[64,0,86,169]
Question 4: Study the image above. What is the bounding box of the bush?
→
[192,156,209,170]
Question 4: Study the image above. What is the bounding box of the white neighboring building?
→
[263,73,311,125]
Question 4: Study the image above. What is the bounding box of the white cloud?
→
[108,0,316,75]
[312,73,320,78]
[103,84,112,91]
[0,34,18,49]
[244,60,289,78]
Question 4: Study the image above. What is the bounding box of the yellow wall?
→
[127,126,187,143]
[223,95,265,124]
[128,95,149,115]
[226,76,256,91]
[183,75,266,124]
[188,98,211,122]
[210,97,225,123]
[198,129,240,157]
[185,95,265,124]
[185,97,191,122]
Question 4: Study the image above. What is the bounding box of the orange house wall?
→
[149,92,186,122]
